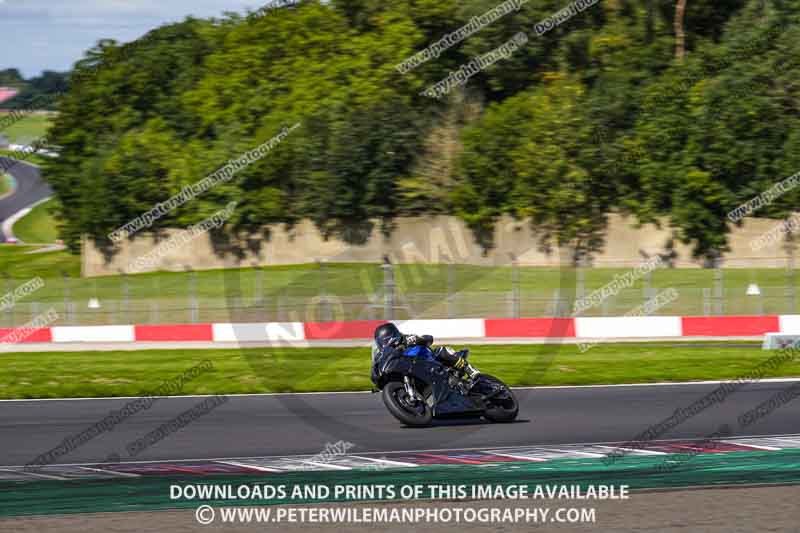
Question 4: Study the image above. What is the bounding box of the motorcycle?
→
[371,340,519,427]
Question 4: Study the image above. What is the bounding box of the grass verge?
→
[0,342,797,399]
[0,173,14,197]
[13,198,58,243]
[0,113,52,145]
[0,245,78,278]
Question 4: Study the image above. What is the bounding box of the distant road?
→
[0,158,52,242]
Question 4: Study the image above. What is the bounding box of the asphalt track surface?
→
[1,380,798,467]
[0,158,52,242]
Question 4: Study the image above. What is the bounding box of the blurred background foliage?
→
[22,0,800,262]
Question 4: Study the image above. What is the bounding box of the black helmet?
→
[374,322,402,348]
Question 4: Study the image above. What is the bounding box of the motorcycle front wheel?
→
[479,375,519,423]
[381,381,433,427]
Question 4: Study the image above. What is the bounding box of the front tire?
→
[480,375,519,423]
[382,381,433,427]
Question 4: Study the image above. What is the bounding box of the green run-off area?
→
[1,342,798,399]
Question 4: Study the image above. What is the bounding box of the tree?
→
[37,0,799,261]
[453,77,609,261]
[628,2,799,260]
[675,0,688,60]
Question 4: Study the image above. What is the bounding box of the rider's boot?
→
[452,356,480,381]
[464,363,481,381]
[462,361,480,381]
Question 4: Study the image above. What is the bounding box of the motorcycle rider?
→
[372,322,480,380]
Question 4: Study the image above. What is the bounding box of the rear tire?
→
[382,381,433,427]
[480,375,519,423]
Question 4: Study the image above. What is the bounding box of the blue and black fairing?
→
[372,342,482,416]
[401,344,436,359]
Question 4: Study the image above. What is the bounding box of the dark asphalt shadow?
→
[394,417,532,429]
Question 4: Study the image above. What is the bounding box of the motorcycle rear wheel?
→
[382,381,433,427]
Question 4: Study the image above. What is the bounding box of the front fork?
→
[403,376,421,402]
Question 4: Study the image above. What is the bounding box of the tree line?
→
[35,0,800,263]
[0,69,68,110]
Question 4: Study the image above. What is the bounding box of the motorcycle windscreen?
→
[371,341,381,363]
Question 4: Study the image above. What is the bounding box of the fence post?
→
[446,261,455,319]
[188,269,198,323]
[62,272,71,325]
[4,274,13,327]
[382,258,395,321]
[601,294,611,316]
[256,267,264,305]
[30,301,40,326]
[511,256,520,319]
[788,252,796,314]
[713,267,724,315]
[91,277,99,325]
[643,287,656,315]
[121,271,129,324]
[703,287,711,316]
[318,260,331,322]
[258,267,267,321]
[551,289,563,317]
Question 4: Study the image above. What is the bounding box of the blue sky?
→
[0,0,269,77]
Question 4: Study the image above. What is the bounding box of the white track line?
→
[595,445,667,456]
[0,468,67,480]
[217,460,282,473]
[533,447,606,458]
[349,456,420,468]
[1,195,52,243]
[2,377,799,403]
[764,437,800,447]
[0,336,767,353]
[484,452,547,462]
[721,442,781,451]
[79,466,140,478]
[300,460,351,471]
[0,390,375,402]
[3,432,799,470]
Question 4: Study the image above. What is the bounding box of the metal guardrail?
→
[0,262,797,326]
[0,288,797,327]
